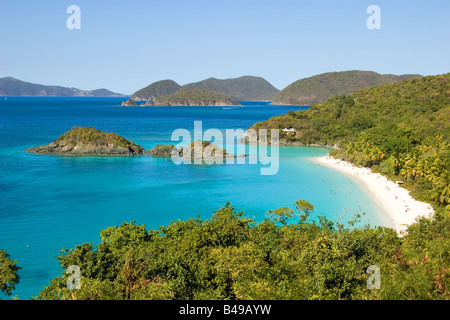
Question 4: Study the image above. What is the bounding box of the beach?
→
[312,155,435,234]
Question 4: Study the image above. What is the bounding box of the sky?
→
[0,0,449,94]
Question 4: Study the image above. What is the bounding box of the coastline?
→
[312,155,435,234]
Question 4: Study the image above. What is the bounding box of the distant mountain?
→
[273,71,422,106]
[0,77,125,97]
[183,76,280,101]
[131,80,182,101]
[151,88,240,106]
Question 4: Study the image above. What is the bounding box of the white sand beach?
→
[313,155,435,234]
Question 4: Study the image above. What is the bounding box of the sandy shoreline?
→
[312,155,434,234]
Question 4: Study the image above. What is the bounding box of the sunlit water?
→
[0,98,391,299]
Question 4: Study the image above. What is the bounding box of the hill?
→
[131,80,182,101]
[183,76,279,101]
[0,77,124,97]
[250,73,450,212]
[273,71,422,106]
[152,88,240,106]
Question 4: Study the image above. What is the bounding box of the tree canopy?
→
[0,250,21,297]
[35,201,450,300]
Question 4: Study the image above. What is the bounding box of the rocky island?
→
[25,127,244,161]
[121,98,138,106]
[149,141,241,161]
[25,126,145,156]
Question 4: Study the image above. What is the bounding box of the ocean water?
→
[0,98,391,299]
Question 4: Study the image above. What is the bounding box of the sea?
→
[0,97,391,299]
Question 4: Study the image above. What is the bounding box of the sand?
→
[312,155,434,234]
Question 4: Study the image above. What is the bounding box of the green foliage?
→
[131,80,181,101]
[56,126,138,149]
[153,88,240,106]
[36,201,450,300]
[0,250,21,297]
[183,76,280,101]
[273,70,421,106]
[252,74,450,212]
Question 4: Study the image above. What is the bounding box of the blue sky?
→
[0,0,449,94]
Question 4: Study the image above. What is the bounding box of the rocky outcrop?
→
[121,98,138,106]
[25,126,145,156]
[178,140,244,161]
[142,99,154,106]
[149,144,179,157]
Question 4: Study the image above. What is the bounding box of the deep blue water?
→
[0,97,391,299]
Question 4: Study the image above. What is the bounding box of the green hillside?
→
[183,76,279,101]
[152,88,240,106]
[251,74,450,212]
[273,71,422,106]
[131,80,181,101]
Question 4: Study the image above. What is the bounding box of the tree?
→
[266,207,294,226]
[0,250,21,297]
[294,200,315,223]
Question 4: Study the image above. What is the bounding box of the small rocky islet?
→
[25,126,145,156]
[25,126,240,160]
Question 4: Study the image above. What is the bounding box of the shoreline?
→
[311,155,434,234]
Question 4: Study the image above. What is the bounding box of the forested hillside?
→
[272,71,421,106]
[183,76,279,101]
[251,74,450,212]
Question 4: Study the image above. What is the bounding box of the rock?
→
[143,99,154,106]
[121,98,138,106]
[25,126,145,156]
[178,140,240,161]
[149,144,179,157]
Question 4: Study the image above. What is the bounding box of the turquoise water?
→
[0,98,390,299]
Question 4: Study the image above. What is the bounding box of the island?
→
[149,141,240,161]
[131,79,182,102]
[121,98,138,106]
[151,88,240,106]
[25,127,243,161]
[0,77,125,97]
[183,75,280,101]
[25,126,145,156]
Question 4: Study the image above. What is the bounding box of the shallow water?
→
[0,98,390,299]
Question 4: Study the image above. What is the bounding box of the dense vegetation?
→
[252,74,450,213]
[25,126,145,156]
[0,250,21,297]
[153,88,240,106]
[183,76,280,101]
[131,80,182,101]
[272,71,421,106]
[0,77,123,97]
[54,127,137,149]
[27,201,449,300]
